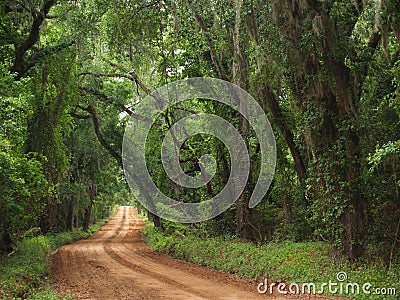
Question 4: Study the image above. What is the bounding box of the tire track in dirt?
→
[51,206,330,299]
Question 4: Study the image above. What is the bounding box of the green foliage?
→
[0,0,400,277]
[143,226,400,299]
[368,140,400,172]
[0,68,48,233]
[0,150,48,233]
[0,220,107,299]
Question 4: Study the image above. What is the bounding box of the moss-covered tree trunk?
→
[272,0,373,259]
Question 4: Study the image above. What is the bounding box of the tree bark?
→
[272,0,368,259]
[66,197,74,231]
[83,179,96,231]
[254,78,307,186]
[232,0,256,240]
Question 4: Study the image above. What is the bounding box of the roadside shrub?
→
[0,219,108,299]
[143,226,400,299]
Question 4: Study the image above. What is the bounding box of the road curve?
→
[51,206,290,299]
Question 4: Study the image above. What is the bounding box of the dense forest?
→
[1,0,399,265]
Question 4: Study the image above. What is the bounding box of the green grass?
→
[0,220,107,300]
[142,225,400,299]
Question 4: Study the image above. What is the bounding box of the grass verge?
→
[142,225,400,299]
[0,220,107,300]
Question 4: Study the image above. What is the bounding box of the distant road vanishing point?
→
[51,206,318,299]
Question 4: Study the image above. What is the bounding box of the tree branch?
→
[79,71,133,81]
[127,70,153,95]
[11,0,57,79]
[354,31,381,96]
[80,65,154,97]
[77,105,122,165]
[79,86,153,124]
[21,41,75,76]
[101,58,154,95]
[191,11,229,81]
[69,111,91,119]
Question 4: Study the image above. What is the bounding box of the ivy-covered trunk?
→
[272,0,371,259]
[26,63,72,232]
[331,60,366,260]
[304,86,366,260]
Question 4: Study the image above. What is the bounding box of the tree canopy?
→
[1,0,399,261]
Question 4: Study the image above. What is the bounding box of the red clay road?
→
[51,206,332,299]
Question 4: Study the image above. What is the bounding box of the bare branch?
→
[174,106,199,115]
[80,65,153,96]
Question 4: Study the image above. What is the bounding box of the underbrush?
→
[143,225,400,299]
[0,221,106,300]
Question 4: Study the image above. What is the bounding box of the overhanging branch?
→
[11,0,57,79]
[77,105,122,166]
[23,41,75,76]
[101,58,154,95]
[79,72,132,81]
[79,86,153,124]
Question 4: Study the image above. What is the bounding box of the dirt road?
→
[51,206,312,299]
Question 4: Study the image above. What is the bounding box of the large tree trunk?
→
[27,65,68,233]
[271,0,369,259]
[66,198,74,231]
[83,179,96,231]
[332,60,366,260]
[253,77,307,187]
[232,0,256,240]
